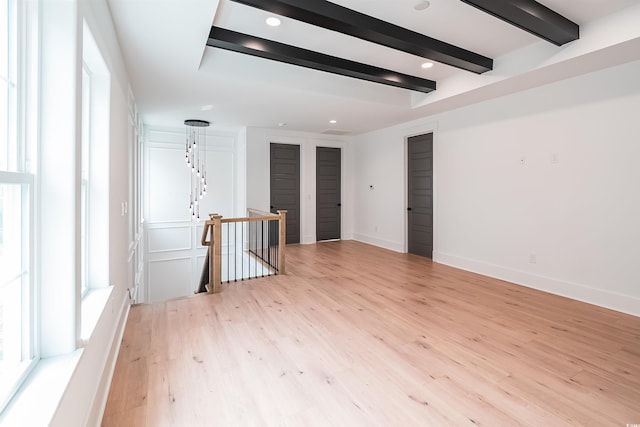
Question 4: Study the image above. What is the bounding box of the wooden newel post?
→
[210,214,223,293]
[277,210,287,275]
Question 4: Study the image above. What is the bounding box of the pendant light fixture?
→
[184,119,210,222]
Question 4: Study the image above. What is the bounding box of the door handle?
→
[407,207,412,211]
[337,203,341,207]
[270,205,274,209]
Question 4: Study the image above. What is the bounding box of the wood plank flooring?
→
[102,241,640,426]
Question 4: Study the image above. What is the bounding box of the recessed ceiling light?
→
[201,104,213,111]
[421,62,434,69]
[414,1,430,10]
[278,122,287,127]
[266,17,281,27]
[329,119,337,124]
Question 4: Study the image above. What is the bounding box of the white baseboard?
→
[434,251,640,317]
[85,292,131,426]
[352,233,404,253]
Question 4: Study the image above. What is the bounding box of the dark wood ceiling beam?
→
[229,0,493,74]
[460,0,579,46]
[207,27,437,94]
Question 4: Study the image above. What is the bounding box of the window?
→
[81,64,90,297]
[0,0,37,411]
[79,22,111,341]
[1,0,17,171]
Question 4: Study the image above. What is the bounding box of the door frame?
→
[404,128,438,257]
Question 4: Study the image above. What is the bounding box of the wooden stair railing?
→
[200,210,287,294]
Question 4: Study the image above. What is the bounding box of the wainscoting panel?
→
[147,147,190,223]
[148,257,193,302]
[148,226,192,253]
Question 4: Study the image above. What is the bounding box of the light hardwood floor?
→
[102,241,640,426]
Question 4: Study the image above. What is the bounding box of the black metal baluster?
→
[241,221,244,281]
[267,219,271,271]
[274,219,278,272]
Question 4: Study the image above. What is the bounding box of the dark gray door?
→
[408,133,433,258]
[270,143,300,244]
[316,147,341,241]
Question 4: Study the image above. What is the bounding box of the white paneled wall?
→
[144,127,240,302]
[127,88,145,305]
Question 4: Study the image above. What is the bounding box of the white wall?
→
[353,60,640,316]
[351,121,437,252]
[144,126,241,302]
[246,127,353,244]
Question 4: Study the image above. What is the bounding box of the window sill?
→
[80,286,113,344]
[0,288,113,425]
[0,350,83,426]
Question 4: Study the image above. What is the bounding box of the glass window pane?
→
[0,1,8,79]
[82,66,90,179]
[9,0,16,82]
[0,81,18,172]
[1,0,18,173]
[81,65,90,296]
[0,186,3,257]
[81,181,87,296]
[0,183,22,279]
[0,82,7,171]
[1,277,22,363]
[0,182,32,408]
[8,82,16,172]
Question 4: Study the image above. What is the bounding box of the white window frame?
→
[0,0,38,412]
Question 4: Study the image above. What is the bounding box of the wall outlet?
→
[374,225,378,232]
[520,156,526,166]
[529,253,537,264]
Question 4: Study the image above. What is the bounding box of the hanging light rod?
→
[184,119,210,223]
[184,119,210,127]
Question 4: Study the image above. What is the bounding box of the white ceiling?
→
[106,0,640,135]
